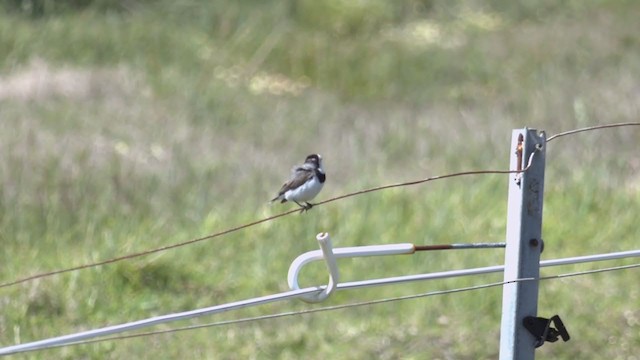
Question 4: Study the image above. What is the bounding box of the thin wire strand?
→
[0,154,538,289]
[2,121,638,289]
[0,208,300,288]
[18,262,640,353]
[546,122,640,142]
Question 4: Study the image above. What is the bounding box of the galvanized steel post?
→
[499,128,546,360]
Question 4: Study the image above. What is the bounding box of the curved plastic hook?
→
[287,234,416,303]
[287,232,339,303]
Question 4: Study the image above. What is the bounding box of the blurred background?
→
[1,0,639,358]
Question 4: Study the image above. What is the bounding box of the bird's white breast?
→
[284,175,324,202]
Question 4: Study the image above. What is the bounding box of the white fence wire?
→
[1,240,638,356]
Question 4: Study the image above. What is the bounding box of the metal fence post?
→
[499,128,546,360]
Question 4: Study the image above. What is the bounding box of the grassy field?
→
[1,0,639,358]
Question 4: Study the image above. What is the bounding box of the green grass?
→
[1,0,640,358]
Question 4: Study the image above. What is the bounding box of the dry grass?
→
[1,1,639,358]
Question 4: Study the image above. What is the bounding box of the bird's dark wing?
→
[277,167,314,196]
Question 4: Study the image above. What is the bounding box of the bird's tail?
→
[269,194,288,204]
[270,195,283,203]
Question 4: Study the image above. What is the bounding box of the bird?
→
[271,154,326,213]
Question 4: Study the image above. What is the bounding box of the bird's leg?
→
[293,201,307,213]
[300,202,314,213]
[294,201,314,213]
